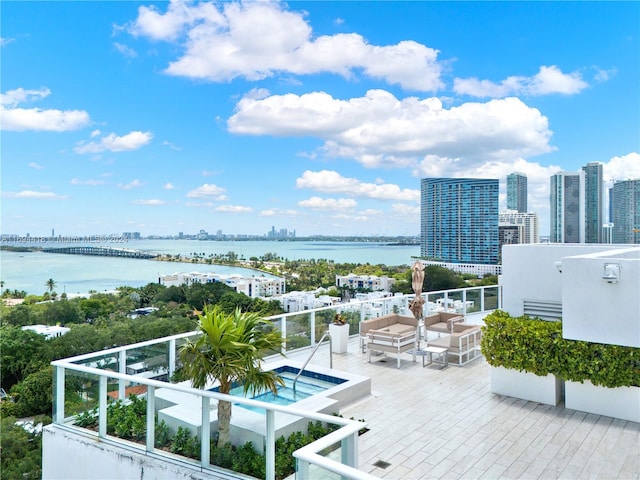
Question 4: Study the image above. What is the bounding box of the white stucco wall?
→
[500,244,639,318]
[501,244,640,348]
[562,248,640,347]
[42,425,236,480]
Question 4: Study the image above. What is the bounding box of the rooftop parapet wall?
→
[500,243,640,319]
[562,248,640,348]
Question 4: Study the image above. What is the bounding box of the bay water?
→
[1,240,418,295]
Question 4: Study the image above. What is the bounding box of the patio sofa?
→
[426,323,482,366]
[359,314,419,368]
[423,311,465,336]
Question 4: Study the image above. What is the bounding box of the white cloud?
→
[229,90,553,167]
[296,170,420,202]
[0,87,91,132]
[1,37,15,47]
[184,201,215,208]
[129,1,444,91]
[28,162,44,170]
[3,190,68,199]
[118,179,143,190]
[114,42,137,58]
[186,183,227,199]
[593,66,617,83]
[297,196,357,210]
[454,65,589,98]
[391,203,420,216]
[74,131,153,154]
[260,208,299,217]
[162,140,182,150]
[215,204,252,213]
[604,152,640,182]
[164,183,174,189]
[132,199,165,205]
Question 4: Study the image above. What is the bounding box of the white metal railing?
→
[50,286,500,479]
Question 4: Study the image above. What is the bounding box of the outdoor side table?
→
[423,346,448,369]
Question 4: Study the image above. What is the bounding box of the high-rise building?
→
[582,162,604,243]
[611,179,640,244]
[550,171,585,243]
[420,178,499,265]
[499,210,540,244]
[506,172,528,213]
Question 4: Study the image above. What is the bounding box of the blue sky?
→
[2,1,639,238]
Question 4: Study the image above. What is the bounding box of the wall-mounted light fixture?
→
[602,263,620,284]
[554,261,563,273]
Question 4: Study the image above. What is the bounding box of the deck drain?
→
[373,460,391,469]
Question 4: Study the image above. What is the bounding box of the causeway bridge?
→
[42,246,159,259]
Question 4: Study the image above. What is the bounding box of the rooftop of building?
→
[283,315,639,479]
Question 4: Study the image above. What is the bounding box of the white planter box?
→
[565,380,640,423]
[490,366,563,405]
[329,323,349,353]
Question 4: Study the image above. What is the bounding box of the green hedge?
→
[481,310,640,388]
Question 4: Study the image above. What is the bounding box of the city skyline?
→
[2,1,639,237]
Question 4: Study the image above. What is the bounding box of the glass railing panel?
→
[426,292,444,315]
[483,286,499,310]
[334,306,361,336]
[106,392,149,446]
[465,288,481,314]
[125,343,170,381]
[446,290,465,314]
[298,440,344,480]
[285,312,313,351]
[65,370,100,425]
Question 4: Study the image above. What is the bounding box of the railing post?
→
[146,386,155,452]
[201,396,210,468]
[280,315,287,355]
[462,289,467,316]
[341,432,357,468]
[296,459,310,479]
[310,311,316,346]
[119,350,126,400]
[54,366,65,423]
[169,339,176,378]
[480,286,485,312]
[265,410,275,480]
[99,375,107,438]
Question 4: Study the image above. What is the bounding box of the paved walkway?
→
[285,331,640,479]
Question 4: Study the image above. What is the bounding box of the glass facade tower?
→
[612,179,640,244]
[506,172,528,213]
[550,172,585,243]
[582,162,604,243]
[420,178,499,265]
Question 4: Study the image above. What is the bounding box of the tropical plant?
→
[45,278,57,295]
[179,305,286,447]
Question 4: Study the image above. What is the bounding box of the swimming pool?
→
[211,366,348,412]
[155,360,371,449]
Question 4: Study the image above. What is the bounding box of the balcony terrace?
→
[43,283,640,479]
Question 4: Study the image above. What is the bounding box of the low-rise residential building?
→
[22,324,70,339]
[335,273,395,292]
[158,272,285,298]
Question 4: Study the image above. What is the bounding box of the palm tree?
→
[179,305,285,447]
[45,278,57,294]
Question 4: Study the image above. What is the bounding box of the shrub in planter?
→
[481,310,563,377]
[481,310,640,388]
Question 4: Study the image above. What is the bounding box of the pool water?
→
[210,366,347,413]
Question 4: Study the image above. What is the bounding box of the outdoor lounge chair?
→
[423,311,465,336]
[364,315,419,368]
[426,323,482,366]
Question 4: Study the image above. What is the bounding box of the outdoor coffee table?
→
[422,346,448,368]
